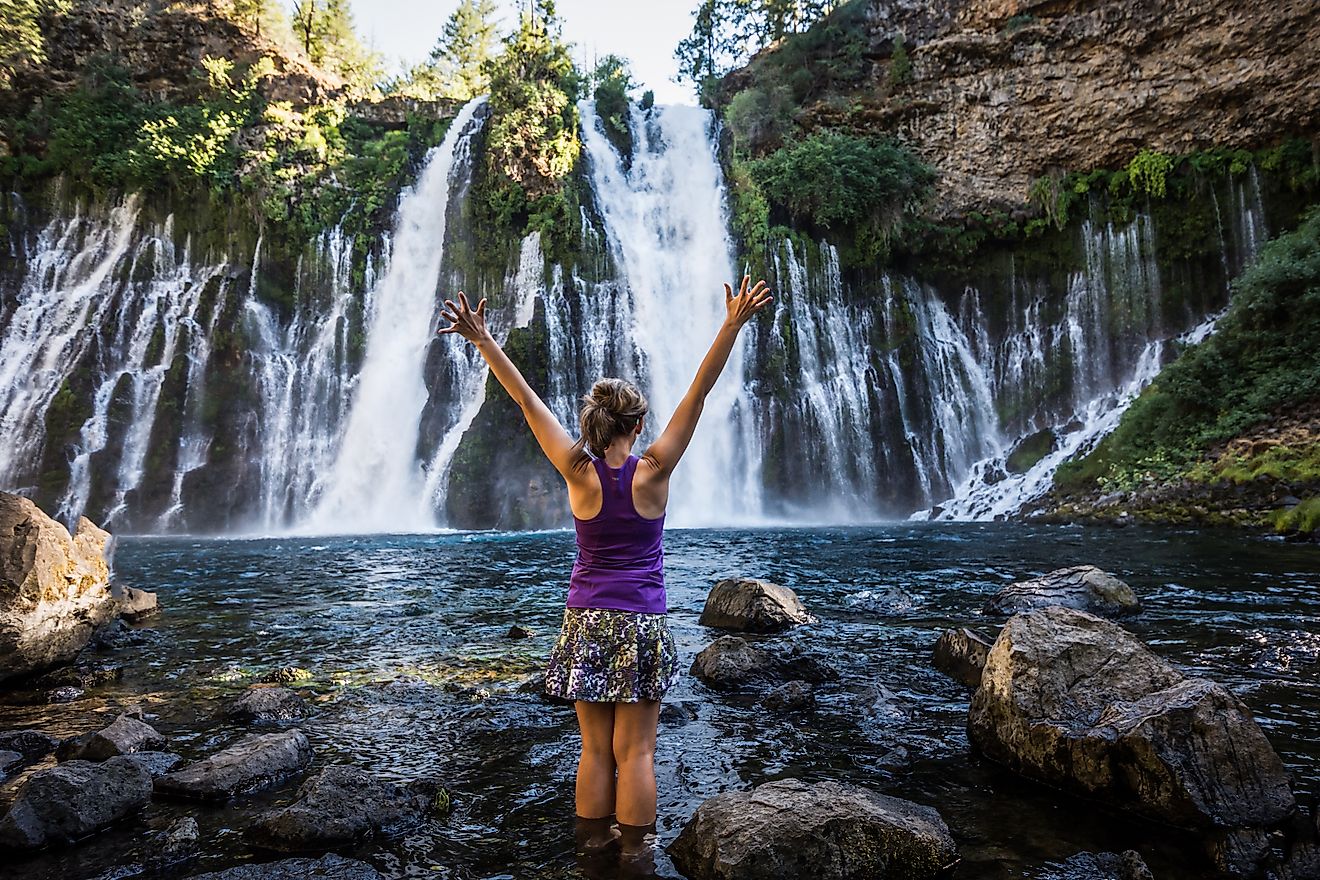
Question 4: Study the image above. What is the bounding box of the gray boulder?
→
[0,750,22,777]
[155,729,312,801]
[225,686,309,724]
[186,853,382,880]
[985,565,1140,617]
[668,778,958,880]
[970,607,1297,876]
[111,585,158,621]
[0,493,118,682]
[690,636,776,688]
[57,714,166,761]
[150,816,201,871]
[0,729,59,763]
[248,765,440,851]
[699,578,817,633]
[932,627,994,688]
[0,756,153,849]
[763,681,815,712]
[121,751,182,778]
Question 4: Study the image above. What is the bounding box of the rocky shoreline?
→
[2,497,1318,879]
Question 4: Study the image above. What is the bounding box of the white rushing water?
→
[306,98,486,534]
[578,101,763,525]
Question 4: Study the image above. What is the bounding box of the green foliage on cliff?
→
[591,54,634,159]
[394,0,499,101]
[288,0,381,93]
[0,0,65,84]
[1056,208,1320,491]
[475,3,582,262]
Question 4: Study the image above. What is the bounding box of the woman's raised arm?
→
[437,292,588,479]
[641,276,773,476]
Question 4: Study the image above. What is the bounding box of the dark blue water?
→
[2,524,1317,879]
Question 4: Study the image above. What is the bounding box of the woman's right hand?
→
[437,291,493,345]
[723,276,774,330]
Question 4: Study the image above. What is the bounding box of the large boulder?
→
[155,730,312,801]
[0,756,153,849]
[247,765,439,851]
[0,493,118,681]
[699,578,817,633]
[186,853,382,880]
[932,627,994,688]
[668,778,958,880]
[690,636,776,688]
[984,565,1140,617]
[57,714,166,761]
[225,686,309,724]
[969,607,1297,875]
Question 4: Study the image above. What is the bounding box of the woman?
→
[437,276,772,864]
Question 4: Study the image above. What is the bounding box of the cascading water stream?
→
[306,98,486,534]
[577,101,762,525]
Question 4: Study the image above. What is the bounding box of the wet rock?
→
[35,660,125,689]
[120,751,182,778]
[112,584,158,621]
[763,680,814,712]
[985,565,1140,617]
[247,765,439,852]
[89,618,155,651]
[150,816,200,871]
[668,778,958,880]
[659,702,698,727]
[845,585,918,615]
[48,685,85,703]
[262,666,312,684]
[698,578,817,633]
[0,729,60,763]
[155,729,312,801]
[186,853,383,880]
[0,750,22,777]
[933,627,994,688]
[506,625,532,639]
[57,714,166,761]
[0,494,117,682]
[773,645,839,683]
[225,686,309,724]
[690,636,775,688]
[970,607,1296,875]
[1037,850,1153,880]
[0,756,152,849]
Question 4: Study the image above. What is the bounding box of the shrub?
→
[724,85,795,154]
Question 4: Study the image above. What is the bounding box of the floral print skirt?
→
[544,607,680,703]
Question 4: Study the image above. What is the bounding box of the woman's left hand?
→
[437,291,492,344]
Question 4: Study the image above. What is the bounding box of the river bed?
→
[2,523,1317,879]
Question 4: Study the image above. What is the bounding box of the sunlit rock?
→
[669,778,958,880]
[699,578,817,633]
[984,565,1140,617]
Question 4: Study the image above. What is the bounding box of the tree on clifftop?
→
[289,0,381,91]
[430,0,499,100]
[675,0,841,88]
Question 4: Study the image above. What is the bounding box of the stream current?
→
[1,524,1317,879]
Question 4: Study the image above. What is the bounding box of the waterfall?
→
[307,98,486,534]
[577,101,762,525]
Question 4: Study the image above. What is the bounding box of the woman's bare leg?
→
[574,700,617,820]
[612,699,661,827]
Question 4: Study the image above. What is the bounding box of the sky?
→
[333,0,699,105]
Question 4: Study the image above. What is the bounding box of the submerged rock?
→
[151,816,201,871]
[0,756,152,849]
[506,625,532,639]
[0,493,118,682]
[932,627,995,688]
[57,714,166,761]
[668,778,958,880]
[0,750,22,777]
[225,686,309,724]
[186,853,382,880]
[762,680,815,712]
[698,578,817,633]
[155,729,312,801]
[262,667,313,684]
[984,565,1140,617]
[247,765,439,851]
[0,729,60,764]
[47,685,85,703]
[1037,850,1153,880]
[970,607,1296,875]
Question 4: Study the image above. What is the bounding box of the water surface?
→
[2,524,1317,879]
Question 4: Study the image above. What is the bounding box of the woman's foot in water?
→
[573,815,620,853]
[618,821,657,875]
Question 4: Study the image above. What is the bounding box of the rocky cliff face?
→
[731,0,1320,216]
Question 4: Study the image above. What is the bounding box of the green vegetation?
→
[392,0,499,100]
[1056,209,1320,497]
[675,0,856,87]
[0,0,66,85]
[474,0,583,262]
[748,131,933,261]
[288,0,382,92]
[1274,497,1320,534]
[887,34,911,88]
[590,54,635,159]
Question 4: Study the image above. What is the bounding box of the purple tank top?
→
[566,454,667,614]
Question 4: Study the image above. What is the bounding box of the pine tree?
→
[429,0,499,100]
